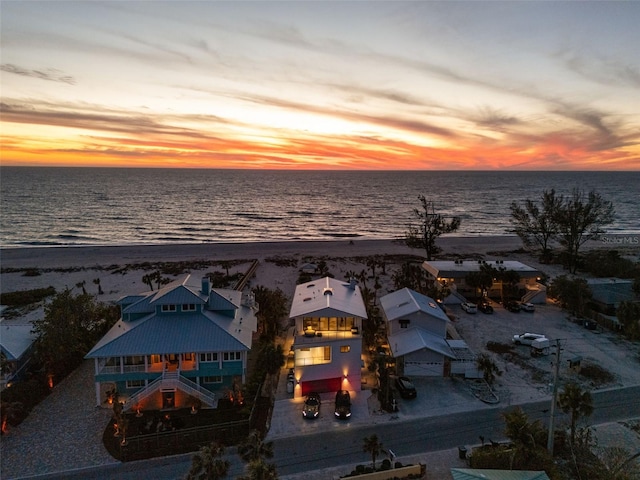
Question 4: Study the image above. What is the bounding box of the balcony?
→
[294,328,359,345]
[96,358,198,375]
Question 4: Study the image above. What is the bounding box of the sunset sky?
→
[2,1,639,170]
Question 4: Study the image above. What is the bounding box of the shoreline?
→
[0,236,526,269]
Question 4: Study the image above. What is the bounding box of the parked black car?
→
[302,392,321,419]
[504,301,521,313]
[395,376,417,399]
[334,390,351,419]
[478,302,493,314]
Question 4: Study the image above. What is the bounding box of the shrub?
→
[579,363,615,385]
[0,286,56,308]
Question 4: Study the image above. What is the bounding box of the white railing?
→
[123,375,165,410]
[122,371,216,411]
[124,364,146,373]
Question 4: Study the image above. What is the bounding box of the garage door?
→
[404,362,443,377]
[301,377,342,396]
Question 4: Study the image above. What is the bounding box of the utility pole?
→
[547,339,564,454]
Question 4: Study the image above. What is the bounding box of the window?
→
[183,353,194,361]
[182,304,196,312]
[304,316,354,332]
[399,319,410,329]
[126,379,145,388]
[202,376,222,384]
[223,352,241,361]
[199,353,218,362]
[294,346,331,366]
[340,345,350,353]
[161,304,176,312]
[124,355,145,365]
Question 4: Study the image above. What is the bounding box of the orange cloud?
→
[1,99,638,170]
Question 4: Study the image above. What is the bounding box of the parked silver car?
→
[461,302,477,314]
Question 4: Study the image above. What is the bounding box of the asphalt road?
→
[22,385,640,480]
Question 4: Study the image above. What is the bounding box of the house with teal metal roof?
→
[85,275,258,411]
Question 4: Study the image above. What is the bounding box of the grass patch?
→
[265,256,298,267]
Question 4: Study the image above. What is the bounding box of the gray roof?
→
[289,277,367,319]
[380,288,448,323]
[0,321,35,361]
[423,260,540,279]
[388,327,456,358]
[587,278,635,305]
[451,469,550,480]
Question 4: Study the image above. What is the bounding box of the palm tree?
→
[142,274,154,291]
[362,434,386,469]
[501,407,551,471]
[238,429,274,464]
[476,353,501,385]
[185,442,230,480]
[558,382,594,444]
[75,280,86,294]
[238,459,278,480]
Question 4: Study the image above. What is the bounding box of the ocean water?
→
[1,168,638,247]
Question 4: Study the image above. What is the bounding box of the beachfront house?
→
[380,288,460,377]
[85,275,257,411]
[288,277,367,398]
[422,259,546,305]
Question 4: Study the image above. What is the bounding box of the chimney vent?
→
[202,276,211,296]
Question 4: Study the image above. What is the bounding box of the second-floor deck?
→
[294,327,360,345]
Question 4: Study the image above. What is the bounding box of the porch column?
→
[95,382,101,407]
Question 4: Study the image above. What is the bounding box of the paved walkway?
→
[0,361,117,480]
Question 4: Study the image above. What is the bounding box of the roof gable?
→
[380,288,448,323]
[208,289,240,311]
[0,322,35,360]
[388,327,456,358]
[151,283,205,306]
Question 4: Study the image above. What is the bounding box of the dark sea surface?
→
[1,168,638,247]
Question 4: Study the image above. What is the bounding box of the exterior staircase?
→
[521,283,547,304]
[123,371,216,411]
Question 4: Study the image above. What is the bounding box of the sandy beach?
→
[0,236,528,307]
[0,236,527,270]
